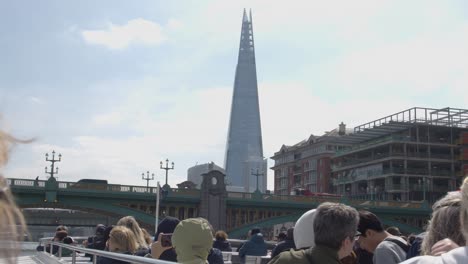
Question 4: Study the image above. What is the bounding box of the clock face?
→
[212,177,218,186]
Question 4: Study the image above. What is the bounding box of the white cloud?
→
[81,18,168,50]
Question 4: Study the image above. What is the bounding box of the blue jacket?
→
[239,233,268,258]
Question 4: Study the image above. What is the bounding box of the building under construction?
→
[332,107,468,203]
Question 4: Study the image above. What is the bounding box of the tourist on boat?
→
[55,236,75,257]
[0,129,28,263]
[271,228,296,258]
[150,216,180,261]
[213,230,232,252]
[116,216,150,256]
[36,229,68,254]
[268,202,359,264]
[172,217,214,264]
[293,209,316,250]
[85,224,108,250]
[420,191,465,256]
[238,228,268,263]
[97,225,138,264]
[357,210,410,264]
[401,177,468,263]
[83,224,108,259]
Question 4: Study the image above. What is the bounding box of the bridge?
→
[9,171,431,238]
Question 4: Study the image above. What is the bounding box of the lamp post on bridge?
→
[142,171,155,191]
[160,159,174,189]
[45,150,61,179]
[251,168,264,192]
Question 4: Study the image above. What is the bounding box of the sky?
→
[1,0,468,191]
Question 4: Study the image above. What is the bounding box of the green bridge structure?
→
[9,170,431,238]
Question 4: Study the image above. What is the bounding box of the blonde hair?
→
[116,216,148,249]
[108,226,138,253]
[0,130,28,264]
[141,228,152,245]
[421,191,465,255]
[460,177,468,242]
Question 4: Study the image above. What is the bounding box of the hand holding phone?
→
[151,233,173,259]
[160,233,173,247]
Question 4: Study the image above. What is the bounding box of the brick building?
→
[270,123,351,195]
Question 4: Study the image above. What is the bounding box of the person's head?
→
[172,218,214,263]
[0,177,27,264]
[95,224,106,237]
[0,129,28,264]
[117,216,148,248]
[107,226,138,253]
[460,177,468,241]
[421,191,465,255]
[294,209,317,249]
[386,226,402,236]
[103,225,114,242]
[56,225,68,232]
[54,230,68,241]
[251,228,261,236]
[314,202,359,259]
[276,232,287,241]
[155,216,180,242]
[215,230,228,241]
[357,211,385,253]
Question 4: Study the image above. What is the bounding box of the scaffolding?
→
[338,107,468,144]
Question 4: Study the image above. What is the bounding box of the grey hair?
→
[421,191,464,255]
[314,202,359,250]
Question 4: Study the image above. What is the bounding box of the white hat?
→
[293,209,317,249]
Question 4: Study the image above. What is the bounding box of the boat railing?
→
[39,237,177,264]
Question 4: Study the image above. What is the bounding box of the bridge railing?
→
[10,178,425,210]
[7,178,200,198]
[39,238,176,264]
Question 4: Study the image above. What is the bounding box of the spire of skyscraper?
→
[224,9,267,193]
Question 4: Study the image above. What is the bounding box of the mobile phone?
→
[160,233,173,247]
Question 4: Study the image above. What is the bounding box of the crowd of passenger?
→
[3,129,468,264]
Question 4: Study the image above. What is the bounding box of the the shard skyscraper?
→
[224,9,267,193]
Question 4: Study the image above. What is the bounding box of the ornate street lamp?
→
[142,171,155,191]
[160,159,174,188]
[251,168,264,192]
[45,150,61,179]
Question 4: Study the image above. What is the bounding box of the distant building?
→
[224,9,267,193]
[270,123,352,195]
[187,162,225,189]
[331,107,468,203]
